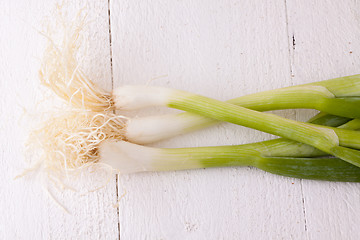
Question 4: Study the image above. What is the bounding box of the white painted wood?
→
[5,0,360,239]
[287,1,360,239]
[110,0,307,239]
[0,1,119,239]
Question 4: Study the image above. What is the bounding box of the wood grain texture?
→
[4,0,360,239]
[0,1,119,239]
[110,0,307,239]
[287,1,360,239]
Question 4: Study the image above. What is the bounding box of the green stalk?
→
[167,90,360,167]
[101,114,360,181]
[101,136,360,182]
[226,87,360,118]
[338,118,360,130]
[226,113,353,158]
[161,114,360,181]
[258,156,360,182]
[118,75,359,144]
[157,145,360,182]
[307,112,350,126]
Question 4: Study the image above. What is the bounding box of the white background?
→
[1,0,360,239]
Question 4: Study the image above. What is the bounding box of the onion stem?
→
[114,85,360,167]
[113,76,360,144]
[100,102,360,182]
[100,140,360,182]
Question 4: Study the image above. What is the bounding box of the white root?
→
[39,5,113,111]
[27,111,127,178]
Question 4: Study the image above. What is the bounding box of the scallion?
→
[100,140,360,182]
[112,85,360,168]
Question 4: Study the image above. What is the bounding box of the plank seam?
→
[284,1,309,238]
[284,0,294,79]
[300,182,310,240]
[107,0,120,239]
[108,0,114,90]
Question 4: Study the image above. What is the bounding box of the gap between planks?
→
[284,0,309,237]
[107,0,120,239]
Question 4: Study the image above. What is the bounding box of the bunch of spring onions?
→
[32,11,360,183]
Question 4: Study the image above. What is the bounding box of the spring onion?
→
[34,10,360,184]
[41,68,360,144]
[111,85,360,168]
[41,70,360,145]
[29,109,360,182]
[100,141,360,182]
[38,13,360,146]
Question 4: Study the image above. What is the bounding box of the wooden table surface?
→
[2,0,360,239]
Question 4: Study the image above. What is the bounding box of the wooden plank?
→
[286,1,360,239]
[110,0,307,238]
[0,1,119,239]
